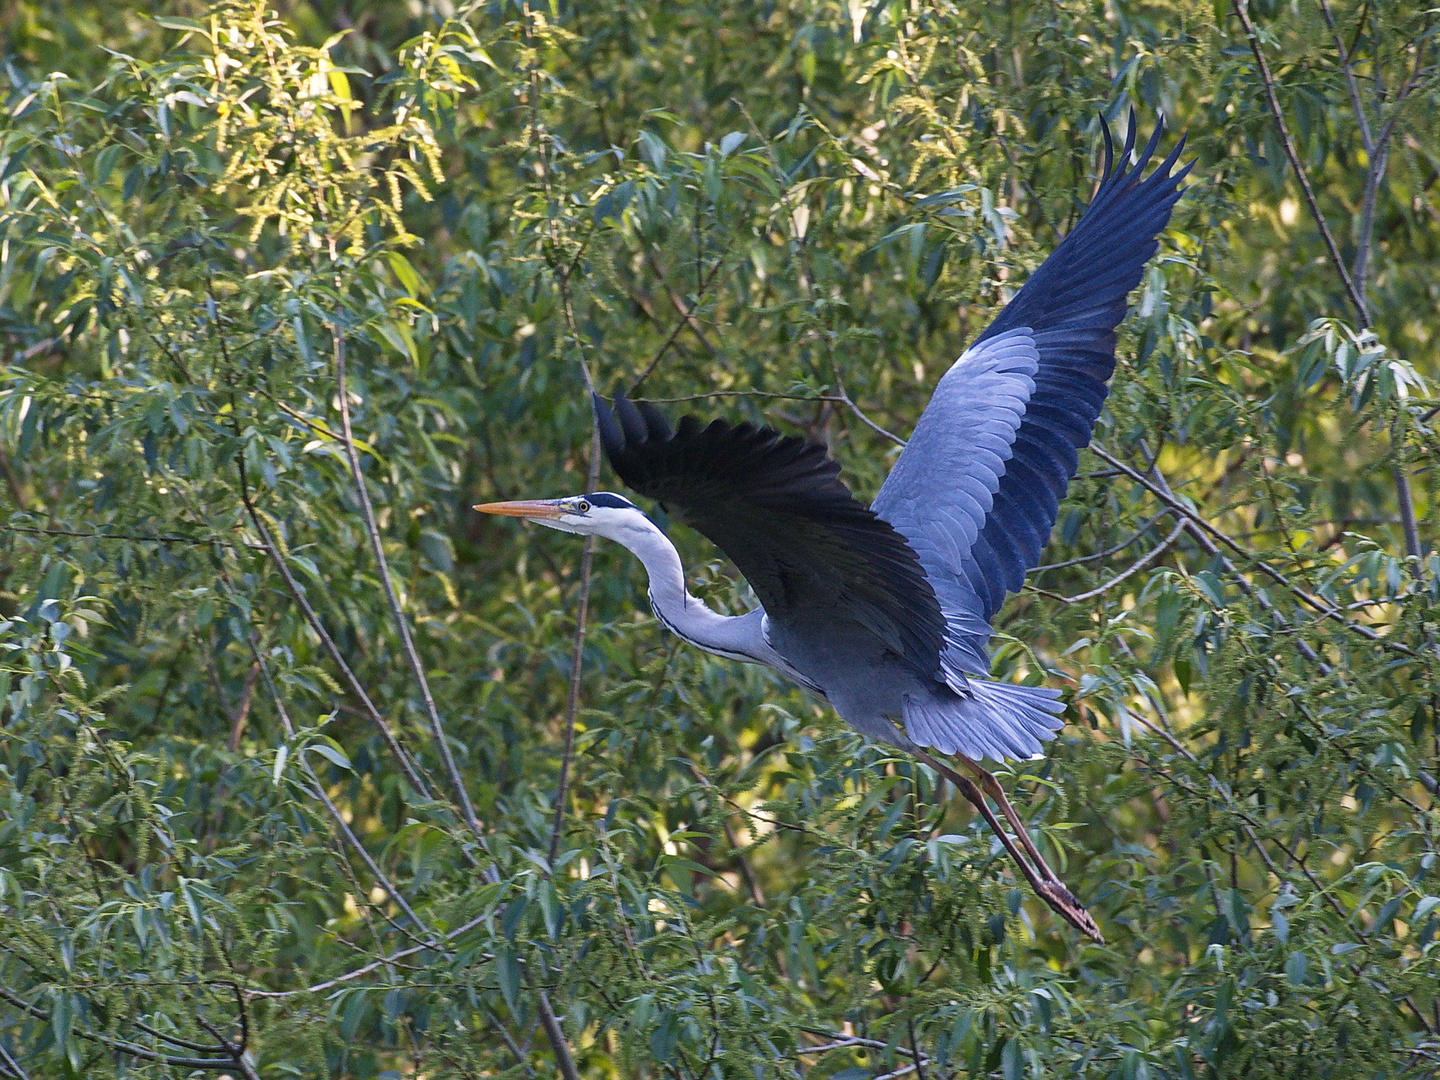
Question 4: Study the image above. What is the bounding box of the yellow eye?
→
[575,499,591,513]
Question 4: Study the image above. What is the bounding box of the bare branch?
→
[0,985,236,1071]
[332,327,488,846]
[535,988,582,1080]
[0,1041,30,1080]
[237,456,440,801]
[1039,517,1186,603]
[1232,0,1368,319]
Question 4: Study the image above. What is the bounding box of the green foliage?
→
[0,0,1437,1077]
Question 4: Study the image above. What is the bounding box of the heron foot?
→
[1035,880,1104,944]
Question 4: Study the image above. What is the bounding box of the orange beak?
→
[473,499,566,520]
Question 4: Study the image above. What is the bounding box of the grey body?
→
[483,116,1188,766]
[541,488,1062,761]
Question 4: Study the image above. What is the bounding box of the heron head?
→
[474,491,646,538]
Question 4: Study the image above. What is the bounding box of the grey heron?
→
[479,116,1189,942]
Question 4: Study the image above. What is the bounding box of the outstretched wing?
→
[595,394,948,681]
[872,114,1191,673]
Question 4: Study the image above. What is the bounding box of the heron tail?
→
[902,680,1064,762]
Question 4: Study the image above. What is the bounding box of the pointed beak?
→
[473,499,566,521]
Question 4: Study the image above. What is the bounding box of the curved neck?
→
[608,516,771,666]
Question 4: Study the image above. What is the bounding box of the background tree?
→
[0,0,1437,1077]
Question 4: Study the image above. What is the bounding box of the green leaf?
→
[307,741,352,771]
[495,948,520,1012]
[385,252,423,297]
[1285,951,1308,987]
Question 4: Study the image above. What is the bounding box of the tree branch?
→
[0,1042,30,1080]
[1318,0,1374,151]
[642,245,720,355]
[331,327,488,845]
[535,988,582,1080]
[629,254,729,393]
[0,523,262,550]
[1034,511,1170,572]
[245,631,435,942]
[1089,444,1416,659]
[831,376,908,447]
[1232,0,1368,318]
[0,985,237,1071]
[527,6,604,876]
[1036,516,1186,603]
[1234,0,1424,559]
[244,915,492,999]
[237,457,440,802]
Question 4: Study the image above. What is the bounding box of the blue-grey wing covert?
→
[872,114,1190,757]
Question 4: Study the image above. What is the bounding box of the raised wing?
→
[872,114,1190,673]
[595,394,947,681]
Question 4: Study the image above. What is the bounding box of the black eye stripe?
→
[584,492,636,510]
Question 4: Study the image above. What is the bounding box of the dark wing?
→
[595,394,948,680]
[872,113,1191,674]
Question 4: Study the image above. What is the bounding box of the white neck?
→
[605,514,774,666]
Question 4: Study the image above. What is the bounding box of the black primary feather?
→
[594,393,949,680]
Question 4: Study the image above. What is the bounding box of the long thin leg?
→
[956,753,1058,886]
[912,749,1103,944]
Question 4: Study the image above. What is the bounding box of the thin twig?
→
[0,985,235,1070]
[643,389,849,404]
[643,245,719,355]
[1089,444,1415,658]
[630,255,728,393]
[1235,0,1424,559]
[0,450,26,510]
[637,386,908,446]
[0,523,262,550]
[1319,0,1374,150]
[795,1031,935,1068]
[1232,0,1367,317]
[832,376,908,446]
[237,458,439,801]
[0,1042,29,1080]
[908,1019,929,1080]
[332,327,487,845]
[535,989,582,1080]
[1034,511,1170,572]
[245,631,435,940]
[244,915,491,998]
[1041,517,1185,603]
[226,660,260,753]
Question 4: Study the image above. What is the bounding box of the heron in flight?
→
[479,117,1188,941]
